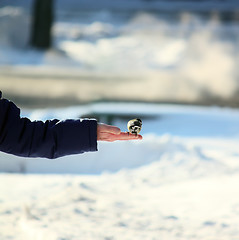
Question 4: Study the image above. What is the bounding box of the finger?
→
[98,123,121,134]
[99,132,142,142]
[116,132,143,141]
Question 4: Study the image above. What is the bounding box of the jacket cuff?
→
[88,119,98,151]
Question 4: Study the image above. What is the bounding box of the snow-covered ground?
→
[1,103,239,239]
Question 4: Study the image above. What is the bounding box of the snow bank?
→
[1,135,239,239]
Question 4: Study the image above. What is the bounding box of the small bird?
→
[127,118,142,136]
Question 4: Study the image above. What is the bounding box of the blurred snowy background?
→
[1,1,239,240]
[0,0,239,106]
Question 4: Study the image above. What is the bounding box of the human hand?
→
[97,123,143,142]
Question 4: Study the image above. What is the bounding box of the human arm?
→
[0,93,97,159]
[0,92,142,159]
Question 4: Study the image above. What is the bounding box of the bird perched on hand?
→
[127,118,142,136]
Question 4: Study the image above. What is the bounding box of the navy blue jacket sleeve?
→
[0,92,98,159]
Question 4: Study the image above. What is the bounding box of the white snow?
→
[1,103,239,239]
